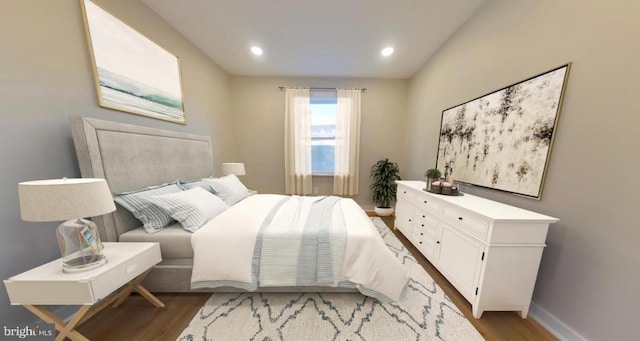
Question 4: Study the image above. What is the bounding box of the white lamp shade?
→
[18,178,116,222]
[222,163,246,176]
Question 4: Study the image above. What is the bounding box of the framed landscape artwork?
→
[80,0,186,124]
[436,64,571,199]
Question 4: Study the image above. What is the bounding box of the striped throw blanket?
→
[253,196,346,287]
[190,194,409,303]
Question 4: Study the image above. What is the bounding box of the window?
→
[310,94,337,174]
[284,88,360,195]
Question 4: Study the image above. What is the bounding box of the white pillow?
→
[146,187,229,232]
[205,174,249,206]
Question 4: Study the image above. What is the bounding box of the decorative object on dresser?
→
[436,63,571,199]
[395,180,558,318]
[4,242,164,341]
[424,168,442,191]
[425,165,461,196]
[18,178,116,272]
[222,162,246,176]
[369,158,401,217]
[427,183,461,196]
[80,0,186,124]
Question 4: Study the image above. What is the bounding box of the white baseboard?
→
[529,302,588,341]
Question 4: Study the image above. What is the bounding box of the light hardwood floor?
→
[77,214,557,341]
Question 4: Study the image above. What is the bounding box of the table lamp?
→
[18,178,116,273]
[222,162,246,176]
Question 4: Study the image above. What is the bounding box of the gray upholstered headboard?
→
[70,117,214,242]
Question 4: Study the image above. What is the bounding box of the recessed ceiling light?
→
[250,46,263,56]
[381,47,394,57]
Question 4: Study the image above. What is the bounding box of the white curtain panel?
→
[333,89,361,195]
[284,88,313,195]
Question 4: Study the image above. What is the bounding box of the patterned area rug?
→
[177,217,483,341]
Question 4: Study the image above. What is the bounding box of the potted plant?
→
[424,168,442,191]
[370,158,401,216]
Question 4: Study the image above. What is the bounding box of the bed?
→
[70,117,408,301]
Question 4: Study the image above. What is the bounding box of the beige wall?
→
[0,0,232,324]
[4,0,638,337]
[406,0,640,339]
[230,76,408,208]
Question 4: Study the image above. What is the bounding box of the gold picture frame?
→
[79,0,187,124]
[435,63,571,199]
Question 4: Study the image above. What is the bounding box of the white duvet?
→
[190,194,408,302]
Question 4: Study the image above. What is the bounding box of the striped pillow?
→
[113,181,183,234]
[146,187,229,232]
[205,174,248,206]
[180,179,215,193]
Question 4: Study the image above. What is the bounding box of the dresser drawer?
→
[397,188,415,202]
[414,192,443,213]
[443,206,489,239]
[413,218,440,260]
[394,202,414,236]
[416,214,438,237]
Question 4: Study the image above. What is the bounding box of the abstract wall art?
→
[436,64,571,199]
[80,0,186,124]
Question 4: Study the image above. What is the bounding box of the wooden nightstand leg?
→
[56,305,91,341]
[111,283,137,308]
[134,283,165,308]
[23,305,90,341]
[112,269,164,309]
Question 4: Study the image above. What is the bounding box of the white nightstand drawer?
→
[90,243,161,301]
[4,243,161,305]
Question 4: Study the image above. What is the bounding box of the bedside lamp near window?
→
[222,162,246,176]
[18,178,116,273]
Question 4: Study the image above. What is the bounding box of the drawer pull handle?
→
[126,264,137,275]
[403,191,406,194]
[420,233,423,236]
[408,219,412,222]
[458,217,463,221]
[419,241,422,244]
[421,224,424,227]
[436,241,440,244]
[423,200,427,204]
[422,215,425,218]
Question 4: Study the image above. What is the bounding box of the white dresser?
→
[395,181,558,318]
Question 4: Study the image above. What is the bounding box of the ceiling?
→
[141,0,488,79]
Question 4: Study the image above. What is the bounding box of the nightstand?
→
[4,242,164,341]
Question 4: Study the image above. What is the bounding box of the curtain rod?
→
[278,86,366,93]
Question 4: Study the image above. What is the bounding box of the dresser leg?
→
[472,305,484,319]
